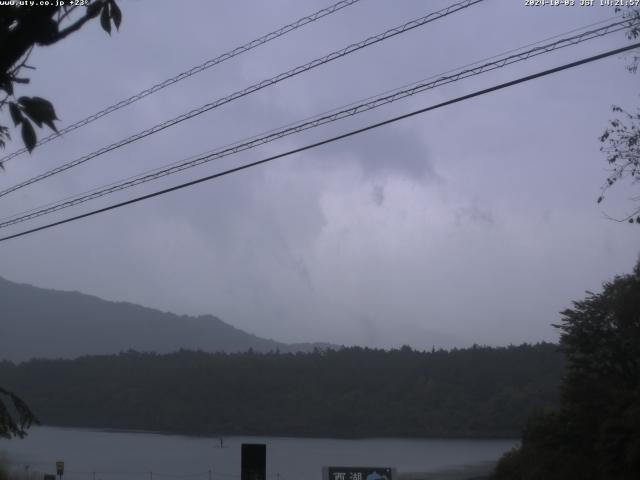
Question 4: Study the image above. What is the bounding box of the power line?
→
[0,0,484,199]
[1,14,625,232]
[0,17,635,229]
[0,13,623,221]
[0,17,629,228]
[1,41,637,244]
[0,0,364,166]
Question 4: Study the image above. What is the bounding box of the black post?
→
[241,444,266,480]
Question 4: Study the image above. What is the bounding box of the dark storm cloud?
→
[326,124,436,180]
[371,184,385,207]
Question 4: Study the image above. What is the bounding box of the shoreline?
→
[29,424,521,442]
[399,461,496,480]
[3,428,511,480]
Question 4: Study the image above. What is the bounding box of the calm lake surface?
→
[1,427,517,480]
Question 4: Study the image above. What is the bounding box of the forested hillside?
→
[1,344,563,438]
[0,276,330,361]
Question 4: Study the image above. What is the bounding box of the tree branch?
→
[57,5,79,25]
[39,5,99,46]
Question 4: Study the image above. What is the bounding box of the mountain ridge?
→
[0,275,333,362]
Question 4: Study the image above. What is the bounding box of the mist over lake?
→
[1,427,517,480]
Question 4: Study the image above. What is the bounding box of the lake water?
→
[1,427,517,480]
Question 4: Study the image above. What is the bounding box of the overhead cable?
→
[0,0,484,199]
[0,17,635,229]
[0,0,364,166]
[1,41,638,243]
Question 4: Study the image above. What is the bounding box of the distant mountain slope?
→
[0,276,330,361]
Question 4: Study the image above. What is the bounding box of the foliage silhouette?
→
[0,0,121,438]
[0,0,121,159]
[492,259,640,480]
[598,7,640,222]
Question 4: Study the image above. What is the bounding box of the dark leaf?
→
[21,119,36,153]
[18,97,58,132]
[0,388,38,438]
[109,0,122,30]
[22,109,42,128]
[42,117,58,133]
[597,196,603,204]
[87,0,103,18]
[0,126,6,155]
[9,102,23,126]
[100,3,111,34]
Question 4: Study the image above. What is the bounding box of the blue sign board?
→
[327,467,393,480]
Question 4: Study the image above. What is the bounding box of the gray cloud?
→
[0,0,639,349]
[371,184,385,207]
[326,124,435,180]
[455,205,495,227]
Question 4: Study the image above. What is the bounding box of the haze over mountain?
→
[0,276,331,362]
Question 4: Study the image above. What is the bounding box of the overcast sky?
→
[0,0,638,349]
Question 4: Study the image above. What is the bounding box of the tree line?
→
[492,260,640,480]
[0,343,562,439]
